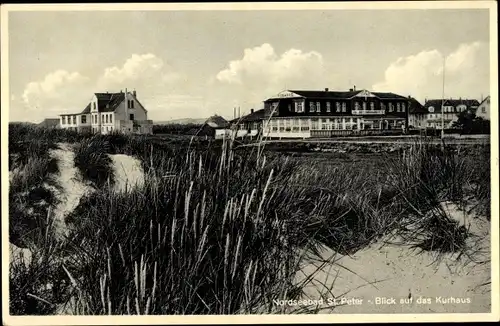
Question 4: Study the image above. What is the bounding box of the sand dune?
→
[296,202,490,313]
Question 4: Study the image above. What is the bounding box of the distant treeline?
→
[153,123,203,135]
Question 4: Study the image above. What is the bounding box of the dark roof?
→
[204,115,230,129]
[408,98,427,114]
[230,108,266,123]
[423,98,480,113]
[371,92,409,100]
[78,91,147,115]
[265,89,409,101]
[93,92,125,113]
[287,90,361,99]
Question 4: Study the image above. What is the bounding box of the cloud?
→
[372,41,489,102]
[212,43,331,112]
[17,53,196,121]
[21,70,91,114]
[98,53,165,88]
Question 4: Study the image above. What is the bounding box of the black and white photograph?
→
[2,2,498,324]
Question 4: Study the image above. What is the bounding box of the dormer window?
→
[428,106,434,113]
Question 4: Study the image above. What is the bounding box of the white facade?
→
[409,114,427,129]
[261,116,405,139]
[60,90,152,134]
[476,96,490,120]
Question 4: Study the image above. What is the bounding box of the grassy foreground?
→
[8,123,490,315]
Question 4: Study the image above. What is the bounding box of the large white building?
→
[59,89,153,134]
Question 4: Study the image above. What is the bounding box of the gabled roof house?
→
[59,88,153,134]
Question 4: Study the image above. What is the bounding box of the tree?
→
[452,111,490,134]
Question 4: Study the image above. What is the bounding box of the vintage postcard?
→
[1,1,498,324]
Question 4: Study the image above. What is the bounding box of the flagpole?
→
[441,55,446,140]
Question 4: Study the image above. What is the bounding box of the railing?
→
[352,109,386,115]
[310,129,402,138]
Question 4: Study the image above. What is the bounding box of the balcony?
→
[352,109,385,115]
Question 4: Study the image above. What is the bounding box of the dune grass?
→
[7,123,491,315]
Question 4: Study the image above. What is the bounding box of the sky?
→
[7,6,491,122]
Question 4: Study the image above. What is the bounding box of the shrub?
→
[73,137,114,188]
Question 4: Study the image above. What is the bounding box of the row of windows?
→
[92,113,114,124]
[428,106,468,113]
[61,116,77,124]
[267,119,404,132]
[291,101,406,113]
[91,100,134,111]
[62,115,88,124]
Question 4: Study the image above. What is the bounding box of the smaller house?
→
[59,88,153,134]
[475,96,490,120]
[407,97,427,129]
[198,115,230,139]
[229,108,266,138]
[423,98,480,129]
[38,118,60,129]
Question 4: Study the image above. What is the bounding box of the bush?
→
[73,137,115,188]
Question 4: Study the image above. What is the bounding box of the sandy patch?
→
[110,154,145,193]
[296,203,491,314]
[48,143,93,239]
[9,243,33,266]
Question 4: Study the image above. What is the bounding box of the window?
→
[336,102,341,112]
[128,100,134,108]
[370,102,375,110]
[130,114,134,121]
[105,114,109,123]
[311,118,319,130]
[341,102,346,112]
[81,115,86,124]
[92,103,95,111]
[326,102,331,112]
[279,121,285,131]
[354,102,361,111]
[428,106,434,113]
[62,116,66,124]
[316,102,321,112]
[295,101,304,113]
[110,114,113,123]
[309,102,316,113]
[292,119,300,132]
[396,103,401,112]
[362,102,367,111]
[402,103,406,112]
[482,107,486,113]
[388,103,393,112]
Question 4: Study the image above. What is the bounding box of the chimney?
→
[125,88,128,120]
[349,88,354,92]
[133,89,137,98]
[353,85,356,91]
[251,108,254,114]
[325,88,329,92]
[233,107,236,119]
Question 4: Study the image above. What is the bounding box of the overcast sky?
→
[7,6,491,122]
